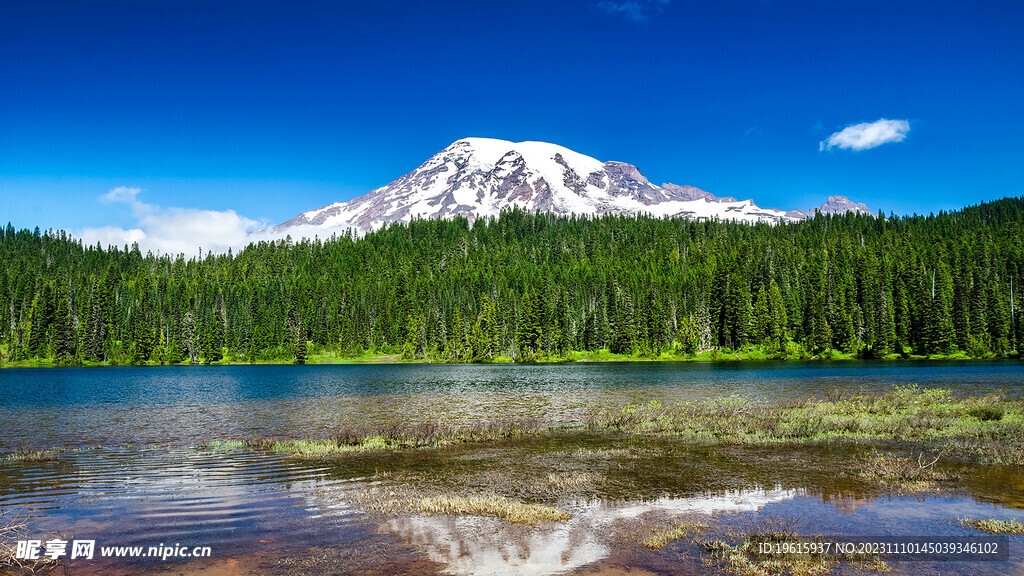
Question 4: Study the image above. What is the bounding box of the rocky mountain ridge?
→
[280,138,872,233]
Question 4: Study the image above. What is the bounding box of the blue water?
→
[2,361,1022,575]
[1,361,1023,450]
[2,361,1022,407]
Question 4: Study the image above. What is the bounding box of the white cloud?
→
[76,187,350,257]
[819,118,910,152]
[101,185,143,203]
[77,225,147,248]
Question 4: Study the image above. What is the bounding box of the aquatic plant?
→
[415,494,570,525]
[654,519,894,576]
[642,521,708,550]
[587,388,1024,466]
[352,485,570,525]
[857,451,949,493]
[958,517,1024,534]
[2,446,102,463]
[966,405,1005,421]
[1,449,66,463]
[222,419,549,459]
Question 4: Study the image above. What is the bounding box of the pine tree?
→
[294,334,307,364]
[808,259,831,354]
[515,292,542,361]
[182,311,198,364]
[27,284,52,358]
[202,314,224,364]
[474,296,498,361]
[52,284,76,364]
[753,285,772,347]
[767,283,789,358]
[609,287,635,355]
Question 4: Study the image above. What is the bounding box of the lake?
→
[2,361,1022,575]
[3,361,1023,449]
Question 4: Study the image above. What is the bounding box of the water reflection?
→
[3,362,1024,575]
[2,444,1022,576]
[377,489,799,576]
[0,446,359,554]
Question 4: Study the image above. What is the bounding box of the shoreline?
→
[2,352,1021,369]
[5,388,1023,575]
[8,386,1023,467]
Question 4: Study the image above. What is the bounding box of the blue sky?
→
[1,0,1022,249]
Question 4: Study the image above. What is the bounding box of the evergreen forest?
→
[1,197,1022,366]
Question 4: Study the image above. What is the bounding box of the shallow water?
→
[2,362,1023,574]
[3,442,1022,575]
[2,361,1022,450]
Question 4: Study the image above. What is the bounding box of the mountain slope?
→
[280,138,867,233]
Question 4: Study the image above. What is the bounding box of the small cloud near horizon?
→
[76,187,345,257]
[596,0,670,22]
[819,118,910,152]
[101,185,143,204]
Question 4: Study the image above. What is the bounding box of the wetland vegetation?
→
[3,363,1023,575]
[201,385,1024,471]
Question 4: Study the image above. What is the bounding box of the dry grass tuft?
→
[571,447,631,459]
[1,449,65,463]
[858,451,949,492]
[212,419,548,459]
[0,511,65,575]
[416,494,571,525]
[641,518,893,576]
[642,521,707,550]
[587,389,1024,466]
[351,485,570,525]
[958,517,1024,534]
[545,472,600,490]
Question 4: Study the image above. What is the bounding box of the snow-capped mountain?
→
[785,195,874,219]
[280,138,869,233]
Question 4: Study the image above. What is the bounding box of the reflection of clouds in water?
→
[386,515,605,576]
[594,488,802,521]
[377,488,799,576]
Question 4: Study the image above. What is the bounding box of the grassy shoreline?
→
[9,387,1022,468]
[5,388,1023,576]
[179,386,1024,477]
[2,350,1020,368]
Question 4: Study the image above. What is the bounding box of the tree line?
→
[1,197,1022,365]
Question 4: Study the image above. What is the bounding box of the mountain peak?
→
[280,139,869,233]
[785,195,874,219]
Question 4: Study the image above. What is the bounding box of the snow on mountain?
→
[280,138,869,234]
[785,195,874,219]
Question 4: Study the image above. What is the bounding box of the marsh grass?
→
[352,485,570,525]
[198,419,547,459]
[570,447,632,459]
[672,519,895,576]
[858,450,951,492]
[642,521,708,550]
[545,472,601,490]
[588,387,1024,465]
[416,495,571,524]
[958,517,1024,534]
[1,449,67,463]
[190,388,1024,468]
[2,446,101,463]
[195,439,248,453]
